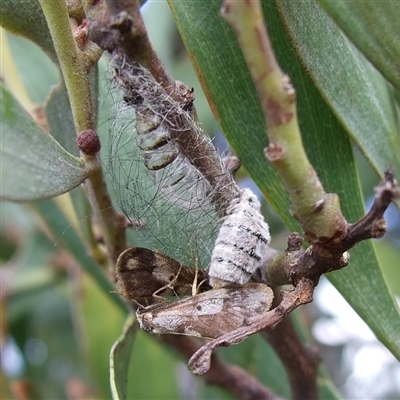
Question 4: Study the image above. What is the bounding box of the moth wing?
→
[116,247,183,299]
[137,283,274,339]
[116,247,208,300]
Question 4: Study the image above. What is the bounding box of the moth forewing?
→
[116,247,209,302]
[136,283,274,339]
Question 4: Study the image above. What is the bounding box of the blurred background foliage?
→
[1,1,400,399]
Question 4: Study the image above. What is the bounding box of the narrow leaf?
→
[110,315,137,400]
[45,83,79,156]
[0,0,57,63]
[0,83,88,201]
[319,0,400,93]
[32,199,126,312]
[277,0,400,180]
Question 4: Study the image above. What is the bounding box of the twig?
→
[268,169,399,286]
[86,0,176,95]
[343,168,400,248]
[38,0,97,132]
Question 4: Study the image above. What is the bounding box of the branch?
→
[267,170,399,287]
[38,0,99,132]
[343,168,400,249]
[86,0,176,95]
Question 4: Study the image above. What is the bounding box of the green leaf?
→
[110,315,138,400]
[45,83,79,156]
[79,274,128,398]
[5,33,59,104]
[317,371,343,400]
[0,83,88,201]
[169,0,400,365]
[318,0,400,93]
[277,0,400,182]
[0,0,57,64]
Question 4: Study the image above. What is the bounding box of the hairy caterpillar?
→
[209,188,271,287]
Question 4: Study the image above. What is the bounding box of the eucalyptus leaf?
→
[277,0,400,179]
[318,0,400,93]
[168,0,400,364]
[5,33,59,105]
[110,315,137,400]
[0,0,57,64]
[0,83,88,201]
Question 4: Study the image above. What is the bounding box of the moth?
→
[116,247,210,303]
[209,188,271,287]
[136,283,274,339]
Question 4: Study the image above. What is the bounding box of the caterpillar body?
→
[209,188,271,287]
